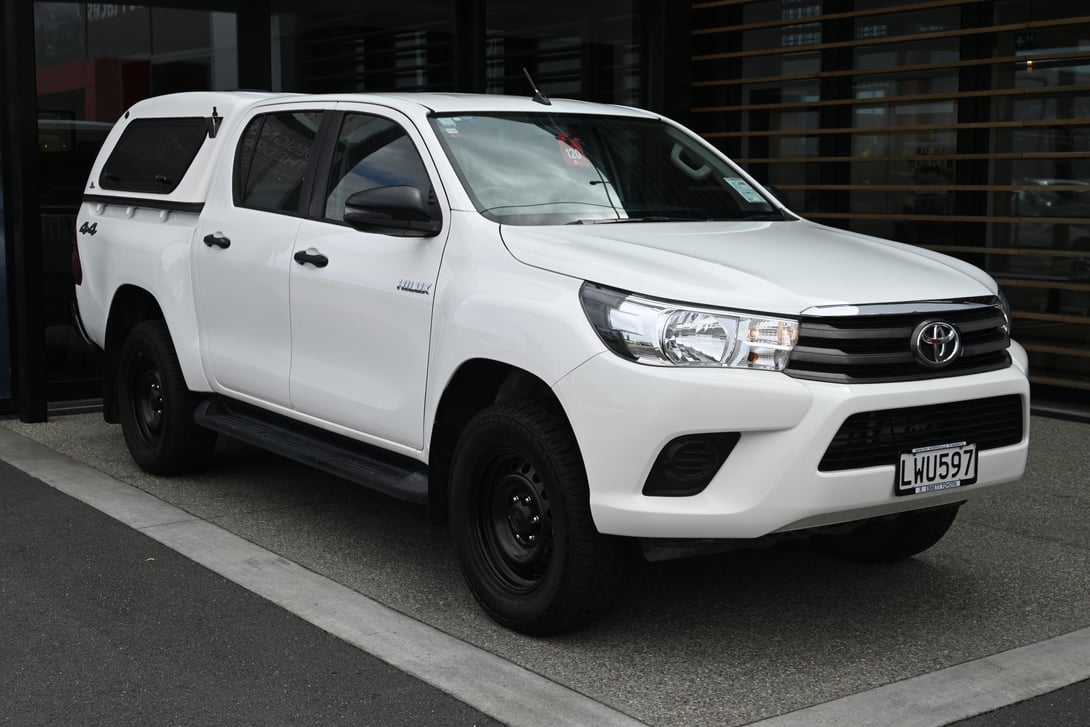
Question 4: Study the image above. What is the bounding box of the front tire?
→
[117,320,216,475]
[449,400,626,635]
[813,504,962,562]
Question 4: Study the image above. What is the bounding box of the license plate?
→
[895,441,977,496]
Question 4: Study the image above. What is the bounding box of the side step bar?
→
[194,397,428,504]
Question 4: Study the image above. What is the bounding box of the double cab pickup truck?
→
[74,91,1029,633]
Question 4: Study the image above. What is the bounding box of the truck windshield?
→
[429,112,786,226]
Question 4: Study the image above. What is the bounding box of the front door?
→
[288,107,448,449]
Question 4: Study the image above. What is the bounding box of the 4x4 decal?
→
[79,221,98,236]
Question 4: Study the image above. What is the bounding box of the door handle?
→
[203,233,231,249]
[294,248,329,268]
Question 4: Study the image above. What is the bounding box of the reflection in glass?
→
[272,3,455,92]
[0,142,8,400]
[431,113,779,226]
[324,114,432,221]
[484,0,639,104]
[691,0,1090,402]
[33,2,238,401]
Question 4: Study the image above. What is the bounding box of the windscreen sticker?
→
[725,177,765,203]
[438,117,461,137]
[557,131,590,167]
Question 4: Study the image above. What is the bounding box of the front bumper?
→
[553,343,1030,539]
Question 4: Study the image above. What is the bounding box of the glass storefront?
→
[271,1,456,92]
[33,2,239,401]
[0,128,10,402]
[483,0,640,104]
[6,0,1088,413]
[691,0,1090,405]
[6,0,643,413]
[270,0,640,104]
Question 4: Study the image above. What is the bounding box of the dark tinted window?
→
[235,111,323,214]
[99,117,207,193]
[324,113,432,221]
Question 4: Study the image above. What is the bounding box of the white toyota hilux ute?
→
[74,91,1030,634]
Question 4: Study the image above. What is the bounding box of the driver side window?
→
[324,113,433,222]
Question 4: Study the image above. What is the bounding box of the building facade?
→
[1,1,1087,420]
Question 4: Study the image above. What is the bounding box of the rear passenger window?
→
[99,117,207,193]
[234,111,323,214]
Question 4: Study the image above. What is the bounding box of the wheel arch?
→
[102,285,208,422]
[427,358,574,524]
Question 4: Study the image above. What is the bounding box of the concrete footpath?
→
[2,414,1090,726]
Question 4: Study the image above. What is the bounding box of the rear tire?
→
[813,504,961,562]
[117,320,216,475]
[449,400,626,635]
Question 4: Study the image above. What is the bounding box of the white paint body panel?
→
[195,199,299,407]
[286,101,452,449]
[556,343,1030,538]
[500,219,996,312]
[75,203,211,392]
[74,91,1030,540]
[288,221,446,448]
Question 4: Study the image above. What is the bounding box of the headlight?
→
[996,286,1012,334]
[580,283,799,370]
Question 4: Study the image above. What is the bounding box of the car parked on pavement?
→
[73,91,1029,633]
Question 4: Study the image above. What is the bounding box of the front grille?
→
[819,394,1024,472]
[784,298,1010,383]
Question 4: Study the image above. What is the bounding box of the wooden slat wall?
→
[691,0,1090,400]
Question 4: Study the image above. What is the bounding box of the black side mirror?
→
[343,185,442,237]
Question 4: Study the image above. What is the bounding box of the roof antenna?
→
[522,67,552,106]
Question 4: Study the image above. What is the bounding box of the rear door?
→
[288,105,448,448]
[195,105,328,407]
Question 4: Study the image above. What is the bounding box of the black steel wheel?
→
[117,320,216,475]
[813,504,962,563]
[477,449,555,593]
[449,400,626,634]
[130,356,165,446]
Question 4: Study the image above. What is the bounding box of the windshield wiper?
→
[707,211,791,221]
[566,216,701,225]
[567,211,791,224]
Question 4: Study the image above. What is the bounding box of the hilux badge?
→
[911,320,961,368]
[397,279,433,295]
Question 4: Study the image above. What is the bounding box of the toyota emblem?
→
[911,320,961,368]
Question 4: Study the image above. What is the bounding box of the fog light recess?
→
[642,432,740,497]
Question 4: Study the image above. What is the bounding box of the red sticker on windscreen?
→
[557,132,590,167]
